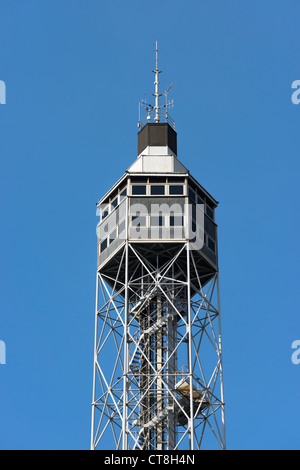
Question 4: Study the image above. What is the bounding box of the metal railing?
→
[138,111,175,131]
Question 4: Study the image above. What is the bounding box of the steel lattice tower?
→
[91,44,226,450]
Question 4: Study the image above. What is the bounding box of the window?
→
[168,177,185,183]
[119,188,127,201]
[206,205,214,220]
[197,195,204,205]
[131,215,146,227]
[100,238,107,253]
[118,220,125,235]
[169,185,184,195]
[132,185,146,195]
[188,187,196,202]
[150,215,164,226]
[101,207,109,221]
[170,215,184,226]
[150,185,165,195]
[111,197,118,210]
[191,203,196,221]
[149,177,166,183]
[131,176,147,183]
[109,229,116,244]
[208,237,215,253]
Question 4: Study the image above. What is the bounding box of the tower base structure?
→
[91,241,225,450]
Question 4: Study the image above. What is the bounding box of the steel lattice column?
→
[91,242,225,450]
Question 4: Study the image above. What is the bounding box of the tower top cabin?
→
[97,43,219,274]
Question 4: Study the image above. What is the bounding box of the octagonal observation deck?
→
[96,123,218,284]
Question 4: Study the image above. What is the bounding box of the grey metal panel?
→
[138,123,177,155]
[98,199,127,267]
[129,227,149,240]
[99,237,124,267]
[118,198,126,221]
[99,212,117,240]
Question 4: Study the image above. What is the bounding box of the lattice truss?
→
[91,243,225,450]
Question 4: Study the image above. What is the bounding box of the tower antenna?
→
[153,40,162,123]
[138,41,175,130]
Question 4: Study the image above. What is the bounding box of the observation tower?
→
[91,43,226,450]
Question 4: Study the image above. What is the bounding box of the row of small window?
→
[99,215,184,254]
[188,187,214,220]
[131,214,184,227]
[101,184,184,221]
[99,219,126,254]
[130,216,216,254]
[131,184,184,196]
[101,188,127,220]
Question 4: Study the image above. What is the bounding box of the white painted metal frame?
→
[91,240,225,450]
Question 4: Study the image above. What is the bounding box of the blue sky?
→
[0,0,299,449]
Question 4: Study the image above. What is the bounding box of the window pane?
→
[188,187,196,202]
[111,197,118,209]
[120,188,127,201]
[100,238,107,252]
[109,229,116,244]
[168,177,185,183]
[118,220,125,235]
[132,185,146,195]
[170,215,184,226]
[169,185,184,195]
[192,203,196,221]
[149,177,166,183]
[101,209,109,221]
[131,176,147,183]
[208,237,215,253]
[197,195,204,205]
[206,205,214,220]
[150,215,164,226]
[132,215,146,227]
[151,185,165,195]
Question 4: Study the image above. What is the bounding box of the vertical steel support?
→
[186,242,194,450]
[217,274,226,450]
[122,241,129,450]
[156,294,163,450]
[122,195,129,450]
[90,272,99,450]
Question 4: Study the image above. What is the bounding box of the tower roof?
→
[96,42,218,208]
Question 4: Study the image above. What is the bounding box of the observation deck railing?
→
[138,112,175,131]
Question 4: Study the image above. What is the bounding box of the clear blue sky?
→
[0,0,299,449]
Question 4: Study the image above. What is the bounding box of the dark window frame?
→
[132,185,147,195]
[150,185,165,195]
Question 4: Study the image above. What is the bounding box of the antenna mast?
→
[153,41,161,123]
[138,41,175,130]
